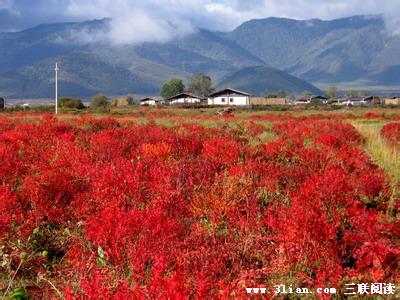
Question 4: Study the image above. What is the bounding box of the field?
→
[0,108,399,298]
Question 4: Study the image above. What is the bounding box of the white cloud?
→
[0,0,12,9]
[3,0,400,43]
[0,0,18,14]
[63,0,202,44]
[249,0,400,34]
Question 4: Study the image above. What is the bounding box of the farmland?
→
[0,108,399,298]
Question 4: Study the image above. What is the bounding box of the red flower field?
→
[0,113,399,298]
[382,123,400,149]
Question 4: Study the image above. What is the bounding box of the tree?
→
[307,98,324,108]
[187,73,214,97]
[160,78,185,99]
[326,86,337,98]
[346,90,368,97]
[59,97,85,109]
[0,97,4,110]
[264,90,286,98]
[126,96,134,105]
[91,94,109,109]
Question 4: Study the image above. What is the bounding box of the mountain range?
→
[0,15,399,98]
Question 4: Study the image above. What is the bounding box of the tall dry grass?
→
[353,123,400,215]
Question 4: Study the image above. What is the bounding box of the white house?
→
[294,95,328,105]
[208,88,250,106]
[331,96,373,106]
[385,97,400,106]
[140,96,163,106]
[169,93,204,105]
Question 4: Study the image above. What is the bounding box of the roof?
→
[328,96,373,103]
[140,96,163,102]
[168,93,205,101]
[295,95,328,101]
[326,97,347,104]
[208,88,250,98]
[347,96,372,102]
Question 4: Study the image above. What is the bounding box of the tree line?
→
[33,75,373,111]
[160,73,214,99]
[55,73,214,109]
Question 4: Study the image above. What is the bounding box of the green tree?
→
[160,78,185,99]
[126,96,134,105]
[326,86,337,98]
[264,90,286,98]
[307,98,324,108]
[187,73,214,97]
[91,94,109,108]
[59,96,85,109]
[0,97,4,110]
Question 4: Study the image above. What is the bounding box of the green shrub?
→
[90,94,110,109]
[33,105,54,113]
[306,99,325,109]
[59,97,85,109]
[249,105,292,111]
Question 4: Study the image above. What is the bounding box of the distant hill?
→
[0,20,265,98]
[219,66,321,96]
[0,15,399,98]
[226,15,400,87]
[369,65,400,85]
[0,53,159,98]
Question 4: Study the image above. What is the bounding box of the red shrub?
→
[382,122,400,148]
[0,114,398,298]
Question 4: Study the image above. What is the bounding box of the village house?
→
[330,96,374,106]
[140,96,163,106]
[169,93,204,105]
[111,96,132,107]
[295,95,328,105]
[326,97,348,105]
[371,96,382,105]
[385,97,400,106]
[208,88,250,106]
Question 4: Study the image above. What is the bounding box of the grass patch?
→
[353,123,400,215]
[258,130,277,144]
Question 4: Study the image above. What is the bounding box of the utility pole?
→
[55,63,59,114]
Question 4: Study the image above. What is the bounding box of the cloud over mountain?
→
[1,0,400,43]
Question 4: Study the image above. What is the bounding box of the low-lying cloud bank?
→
[1,0,400,44]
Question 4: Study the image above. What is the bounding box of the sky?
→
[0,0,399,44]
